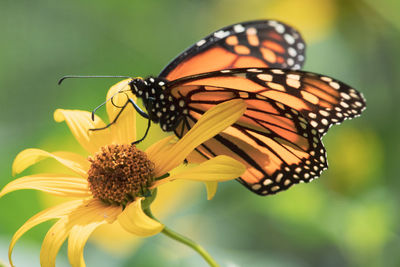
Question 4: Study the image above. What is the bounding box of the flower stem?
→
[144,208,220,267]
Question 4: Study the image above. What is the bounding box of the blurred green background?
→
[1,0,399,266]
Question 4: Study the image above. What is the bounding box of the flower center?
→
[87,144,154,205]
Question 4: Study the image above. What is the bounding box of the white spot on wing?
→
[196,39,206,46]
[329,81,340,90]
[340,102,350,108]
[274,24,285,34]
[287,74,300,80]
[284,33,295,44]
[257,73,273,81]
[246,27,257,35]
[252,184,261,190]
[288,47,297,57]
[233,24,245,33]
[340,92,351,100]
[321,76,332,82]
[247,68,263,72]
[268,20,278,26]
[271,185,280,192]
[263,179,273,186]
[214,30,230,39]
[310,120,318,128]
[286,78,301,88]
[319,110,329,117]
[271,69,284,74]
[355,101,363,107]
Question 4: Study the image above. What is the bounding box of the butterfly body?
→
[130,77,186,132]
[122,19,366,196]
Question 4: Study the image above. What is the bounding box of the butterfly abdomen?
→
[130,77,187,131]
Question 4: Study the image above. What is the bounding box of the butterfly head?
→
[129,77,146,95]
[128,76,167,99]
[128,76,184,131]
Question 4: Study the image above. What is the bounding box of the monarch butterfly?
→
[67,20,367,196]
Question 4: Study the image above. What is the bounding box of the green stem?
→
[144,208,220,267]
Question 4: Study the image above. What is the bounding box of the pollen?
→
[87,144,154,205]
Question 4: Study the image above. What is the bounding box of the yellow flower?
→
[0,79,246,267]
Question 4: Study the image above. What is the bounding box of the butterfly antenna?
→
[91,90,126,121]
[58,75,133,85]
[91,100,107,121]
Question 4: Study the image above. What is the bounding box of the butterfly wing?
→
[159,20,306,81]
[167,68,366,195]
[175,99,327,195]
[169,68,366,136]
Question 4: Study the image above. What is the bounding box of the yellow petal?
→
[186,149,208,164]
[118,198,164,237]
[40,216,71,267]
[54,151,90,171]
[154,155,245,185]
[90,179,200,255]
[145,135,175,157]
[89,221,143,256]
[106,79,137,144]
[205,181,218,200]
[12,149,89,177]
[40,199,121,267]
[148,99,246,176]
[68,223,103,267]
[67,201,121,267]
[0,174,90,198]
[9,199,85,266]
[54,109,112,154]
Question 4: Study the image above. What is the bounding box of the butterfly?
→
[86,20,367,196]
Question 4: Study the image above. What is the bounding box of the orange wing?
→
[174,91,327,195]
[159,20,306,81]
[167,68,366,195]
[168,68,366,136]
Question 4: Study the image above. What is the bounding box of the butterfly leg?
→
[90,97,149,131]
[132,117,151,145]
[131,97,156,144]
